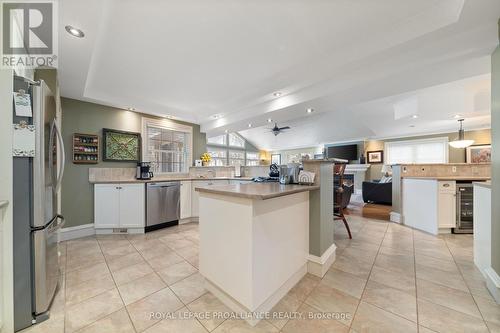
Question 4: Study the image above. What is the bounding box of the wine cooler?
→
[453,183,474,234]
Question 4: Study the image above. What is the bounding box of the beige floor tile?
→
[158,232,185,243]
[320,268,367,299]
[369,265,416,295]
[65,288,124,333]
[187,292,233,331]
[281,303,350,333]
[332,254,373,279]
[486,321,500,333]
[418,326,438,333]
[416,264,468,292]
[170,272,207,304]
[176,245,199,259]
[117,272,167,305]
[138,243,173,260]
[267,293,302,330]
[362,280,417,322]
[378,245,414,257]
[351,301,417,333]
[186,255,200,269]
[415,253,459,273]
[107,251,145,272]
[65,273,115,306]
[147,251,185,271]
[143,315,208,333]
[66,251,105,272]
[415,246,453,261]
[156,260,197,285]
[416,279,481,318]
[417,299,489,333]
[102,243,138,261]
[66,262,110,288]
[126,287,184,332]
[112,261,154,285]
[76,308,135,333]
[373,253,414,276]
[212,319,278,333]
[304,283,359,326]
[168,238,197,251]
[473,295,500,326]
[288,273,321,302]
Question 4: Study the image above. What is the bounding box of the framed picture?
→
[103,128,141,162]
[271,154,281,165]
[466,144,491,163]
[367,150,383,164]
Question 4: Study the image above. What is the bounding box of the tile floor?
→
[21,216,500,333]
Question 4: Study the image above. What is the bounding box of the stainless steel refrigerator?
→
[13,76,65,331]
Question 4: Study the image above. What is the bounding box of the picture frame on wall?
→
[271,154,281,165]
[102,128,142,162]
[466,144,491,163]
[367,150,384,164]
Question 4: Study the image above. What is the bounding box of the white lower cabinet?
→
[94,183,145,230]
[438,181,457,228]
[191,180,229,217]
[180,181,192,219]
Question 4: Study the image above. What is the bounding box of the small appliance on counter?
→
[287,163,301,184]
[269,163,280,178]
[136,162,153,180]
[195,159,202,167]
[279,165,290,184]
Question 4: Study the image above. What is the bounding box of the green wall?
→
[61,97,206,228]
[491,44,500,275]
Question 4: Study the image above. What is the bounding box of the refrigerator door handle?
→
[53,121,65,193]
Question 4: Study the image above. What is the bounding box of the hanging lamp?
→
[449,119,474,148]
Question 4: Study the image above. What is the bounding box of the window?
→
[207,147,227,166]
[142,118,193,174]
[246,152,260,166]
[228,133,245,148]
[385,137,448,164]
[229,150,245,166]
[207,134,227,146]
[206,132,258,166]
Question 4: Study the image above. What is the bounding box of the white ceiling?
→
[58,0,500,150]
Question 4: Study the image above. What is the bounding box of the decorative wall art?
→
[367,150,384,164]
[102,128,141,162]
[466,144,491,163]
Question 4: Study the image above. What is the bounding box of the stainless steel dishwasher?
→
[146,181,180,232]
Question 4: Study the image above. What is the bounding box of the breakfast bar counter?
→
[195,182,318,325]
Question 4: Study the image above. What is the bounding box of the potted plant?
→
[201,152,212,166]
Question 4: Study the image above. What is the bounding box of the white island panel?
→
[198,190,309,321]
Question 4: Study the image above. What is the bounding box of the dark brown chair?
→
[334,164,352,239]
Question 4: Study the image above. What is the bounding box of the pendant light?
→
[449,119,474,148]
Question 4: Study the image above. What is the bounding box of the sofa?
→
[362,180,392,205]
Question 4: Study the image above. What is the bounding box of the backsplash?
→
[397,163,491,178]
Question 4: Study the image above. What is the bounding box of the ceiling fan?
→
[269,123,291,136]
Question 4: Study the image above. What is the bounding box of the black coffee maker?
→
[136,162,153,180]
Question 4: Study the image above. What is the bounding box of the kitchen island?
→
[195,183,319,325]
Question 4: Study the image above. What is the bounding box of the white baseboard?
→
[390,212,401,224]
[205,264,307,326]
[484,267,500,304]
[58,223,95,242]
[307,243,337,278]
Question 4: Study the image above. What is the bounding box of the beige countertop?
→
[473,181,491,189]
[195,183,319,200]
[403,176,491,181]
[90,177,254,184]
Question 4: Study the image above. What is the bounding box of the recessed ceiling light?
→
[212,114,223,119]
[224,129,229,133]
[273,92,282,97]
[267,118,272,123]
[127,107,136,111]
[307,108,314,114]
[65,25,85,38]
[248,123,252,128]
[412,114,418,119]
[454,114,462,119]
[164,115,173,119]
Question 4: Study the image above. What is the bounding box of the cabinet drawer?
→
[438,181,456,193]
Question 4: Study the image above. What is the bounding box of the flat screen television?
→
[326,144,358,161]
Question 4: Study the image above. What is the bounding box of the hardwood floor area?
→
[344,199,392,221]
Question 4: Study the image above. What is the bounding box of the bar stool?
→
[334,163,352,239]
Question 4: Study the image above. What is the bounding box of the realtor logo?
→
[1,0,58,68]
